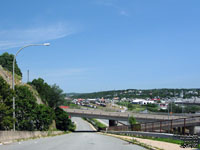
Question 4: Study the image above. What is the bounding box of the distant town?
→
[67,89,200,113]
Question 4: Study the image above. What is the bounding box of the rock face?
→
[0,65,43,105]
[0,65,13,86]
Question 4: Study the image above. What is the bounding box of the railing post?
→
[152,122,154,132]
[145,123,146,132]
[171,120,173,133]
[160,121,162,133]
[183,118,186,135]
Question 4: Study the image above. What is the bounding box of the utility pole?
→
[27,69,29,83]
[171,100,172,115]
[168,101,170,132]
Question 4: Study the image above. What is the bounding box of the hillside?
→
[0,65,43,104]
[71,88,200,99]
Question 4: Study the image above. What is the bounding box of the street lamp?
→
[12,43,50,131]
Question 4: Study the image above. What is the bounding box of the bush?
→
[0,76,14,130]
[129,116,137,125]
[35,105,55,131]
[15,85,54,131]
[55,107,74,131]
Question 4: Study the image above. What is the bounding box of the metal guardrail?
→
[103,130,200,142]
[103,130,179,139]
[107,116,200,134]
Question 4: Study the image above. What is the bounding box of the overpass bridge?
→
[64,108,188,125]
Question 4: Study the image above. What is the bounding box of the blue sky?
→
[0,0,200,93]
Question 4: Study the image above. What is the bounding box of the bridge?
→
[64,108,188,126]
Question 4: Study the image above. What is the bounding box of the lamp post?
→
[12,43,50,131]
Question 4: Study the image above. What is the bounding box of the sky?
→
[0,0,200,93]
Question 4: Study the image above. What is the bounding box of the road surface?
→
[97,119,128,126]
[1,117,146,150]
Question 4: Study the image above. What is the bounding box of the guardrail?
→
[103,130,200,141]
[106,116,200,134]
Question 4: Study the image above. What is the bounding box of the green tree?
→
[167,103,182,113]
[29,78,74,131]
[48,84,66,109]
[0,52,22,77]
[29,78,51,104]
[128,116,141,131]
[29,78,66,109]
[184,105,200,113]
[0,102,13,130]
[128,116,137,125]
[15,85,38,130]
[55,107,74,131]
[35,104,55,131]
[0,76,14,130]
[15,85,54,131]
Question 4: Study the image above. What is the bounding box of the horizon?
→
[68,87,200,94]
[1,0,200,93]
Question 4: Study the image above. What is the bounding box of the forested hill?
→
[0,52,75,131]
[71,88,200,99]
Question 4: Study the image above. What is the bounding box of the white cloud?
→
[0,23,74,50]
[95,0,129,16]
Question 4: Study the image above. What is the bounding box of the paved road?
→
[1,117,146,150]
[98,119,129,126]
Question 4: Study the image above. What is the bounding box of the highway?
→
[1,117,146,150]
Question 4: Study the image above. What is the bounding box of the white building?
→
[132,99,154,105]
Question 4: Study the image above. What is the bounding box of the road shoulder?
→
[100,133,196,150]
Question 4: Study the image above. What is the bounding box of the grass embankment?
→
[109,131,182,145]
[131,135,183,145]
[83,118,107,131]
[107,132,200,149]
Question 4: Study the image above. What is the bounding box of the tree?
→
[29,78,75,131]
[128,116,137,125]
[184,105,200,113]
[0,52,22,77]
[0,76,14,130]
[29,78,51,104]
[128,116,141,131]
[35,104,55,131]
[55,107,74,131]
[0,102,13,130]
[15,85,38,130]
[15,85,54,131]
[47,84,66,109]
[29,78,66,109]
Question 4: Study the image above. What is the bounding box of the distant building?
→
[132,99,154,105]
[159,103,167,110]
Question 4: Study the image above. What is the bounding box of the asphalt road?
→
[97,119,128,126]
[1,117,146,150]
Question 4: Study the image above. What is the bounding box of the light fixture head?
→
[43,43,50,46]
